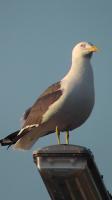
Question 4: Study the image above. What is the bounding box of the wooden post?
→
[33,144,111,200]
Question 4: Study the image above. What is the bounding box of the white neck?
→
[63,56,91,82]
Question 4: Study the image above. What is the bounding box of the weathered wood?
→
[33,145,111,200]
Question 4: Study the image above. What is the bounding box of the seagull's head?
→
[72,42,98,61]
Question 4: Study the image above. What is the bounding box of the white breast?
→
[42,58,95,130]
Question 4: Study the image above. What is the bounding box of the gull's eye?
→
[80,44,86,48]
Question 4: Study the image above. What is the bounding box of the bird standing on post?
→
[0,41,98,150]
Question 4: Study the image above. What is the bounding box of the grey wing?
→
[22,81,62,127]
[21,107,32,127]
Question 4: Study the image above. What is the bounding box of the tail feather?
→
[0,126,43,150]
[0,128,35,149]
[13,128,42,150]
[0,125,48,150]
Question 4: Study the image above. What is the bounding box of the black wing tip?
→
[0,130,20,149]
[0,138,14,148]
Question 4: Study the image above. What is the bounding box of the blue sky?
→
[0,0,112,199]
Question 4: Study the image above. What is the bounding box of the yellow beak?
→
[88,45,99,52]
